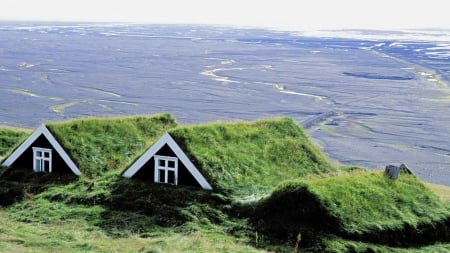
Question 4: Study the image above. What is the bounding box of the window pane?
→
[168,170,175,184]
[158,159,165,167]
[44,160,50,172]
[44,152,50,158]
[158,169,165,183]
[35,159,41,171]
[168,160,175,168]
[36,151,42,157]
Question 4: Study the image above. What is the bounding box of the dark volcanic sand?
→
[0,23,449,185]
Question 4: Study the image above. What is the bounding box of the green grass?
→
[321,237,450,253]
[0,162,266,251]
[0,171,271,252]
[0,127,29,159]
[0,208,269,253]
[254,170,450,247]
[169,117,337,197]
[305,171,450,234]
[47,113,177,176]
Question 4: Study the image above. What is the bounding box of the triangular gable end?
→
[2,124,81,175]
[123,133,213,190]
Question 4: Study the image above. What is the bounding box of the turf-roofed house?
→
[2,124,81,175]
[123,133,213,190]
[124,117,337,196]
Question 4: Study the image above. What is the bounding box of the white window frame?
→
[33,147,52,173]
[154,155,178,185]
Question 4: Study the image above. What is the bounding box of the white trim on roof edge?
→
[123,133,213,190]
[2,124,81,176]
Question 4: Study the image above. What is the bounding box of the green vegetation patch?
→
[255,171,450,246]
[304,171,450,234]
[33,172,231,229]
[321,236,450,253]
[1,171,261,252]
[0,208,267,253]
[168,117,337,197]
[47,114,177,176]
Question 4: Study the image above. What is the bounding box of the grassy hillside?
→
[169,117,337,197]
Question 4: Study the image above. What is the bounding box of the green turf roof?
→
[167,117,337,195]
[47,114,177,177]
[307,171,450,233]
[258,171,450,236]
[0,127,29,160]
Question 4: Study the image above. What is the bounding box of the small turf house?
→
[2,124,81,175]
[123,117,335,193]
[123,133,213,190]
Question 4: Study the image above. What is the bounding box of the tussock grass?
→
[169,117,337,197]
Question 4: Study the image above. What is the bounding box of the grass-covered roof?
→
[304,171,450,233]
[0,127,29,160]
[167,117,338,196]
[47,114,177,176]
[255,170,450,245]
